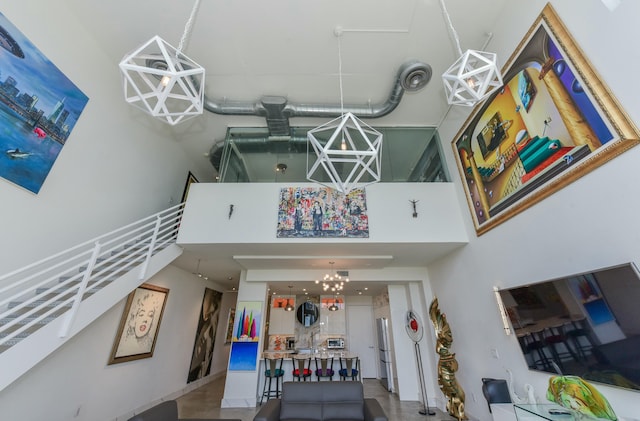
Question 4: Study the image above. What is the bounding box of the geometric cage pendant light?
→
[439,0,503,106]
[442,49,503,106]
[307,112,383,194]
[118,0,205,125]
[307,31,383,194]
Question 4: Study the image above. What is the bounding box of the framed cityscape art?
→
[0,12,89,194]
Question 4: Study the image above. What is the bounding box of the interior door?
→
[346,304,377,378]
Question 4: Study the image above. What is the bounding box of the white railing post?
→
[59,241,102,338]
[139,216,162,280]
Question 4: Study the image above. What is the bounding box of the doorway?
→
[346,304,377,378]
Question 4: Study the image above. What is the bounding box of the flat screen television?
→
[499,263,640,392]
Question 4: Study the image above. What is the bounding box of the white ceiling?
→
[64,0,508,294]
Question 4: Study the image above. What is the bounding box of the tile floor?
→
[177,375,456,421]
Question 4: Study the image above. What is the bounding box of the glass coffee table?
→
[514,403,577,420]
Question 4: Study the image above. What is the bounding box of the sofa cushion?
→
[321,383,364,420]
[128,400,178,421]
[279,382,364,421]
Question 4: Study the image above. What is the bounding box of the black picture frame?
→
[180,171,199,203]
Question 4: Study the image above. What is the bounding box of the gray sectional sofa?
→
[253,381,388,421]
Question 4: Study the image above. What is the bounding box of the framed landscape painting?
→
[451,3,639,235]
[0,12,89,194]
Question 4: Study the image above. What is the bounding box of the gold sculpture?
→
[429,297,467,420]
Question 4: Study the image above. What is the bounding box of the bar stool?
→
[522,330,554,371]
[260,356,284,404]
[339,356,360,381]
[541,324,579,372]
[292,357,312,381]
[314,356,335,381]
[565,317,597,363]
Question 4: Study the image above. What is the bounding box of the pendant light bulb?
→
[285,285,295,312]
[329,294,339,311]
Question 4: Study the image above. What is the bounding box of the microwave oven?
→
[327,338,345,349]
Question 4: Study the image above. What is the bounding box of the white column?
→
[221,271,269,408]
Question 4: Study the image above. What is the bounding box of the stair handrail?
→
[0,203,183,284]
[0,203,185,348]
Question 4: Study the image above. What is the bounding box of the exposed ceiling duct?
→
[203,60,432,137]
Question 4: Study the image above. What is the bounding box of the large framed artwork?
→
[108,283,169,365]
[187,288,222,383]
[277,186,369,238]
[0,12,89,194]
[224,308,236,344]
[228,301,262,371]
[452,3,640,235]
[180,171,199,203]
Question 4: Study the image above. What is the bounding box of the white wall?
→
[179,182,468,245]
[0,0,197,277]
[0,265,233,421]
[4,0,640,419]
[222,274,269,408]
[0,3,220,418]
[429,0,640,419]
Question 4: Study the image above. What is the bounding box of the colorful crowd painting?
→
[276,187,369,238]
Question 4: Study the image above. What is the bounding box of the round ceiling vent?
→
[145,57,169,70]
[399,61,433,92]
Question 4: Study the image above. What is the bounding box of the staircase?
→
[0,203,185,392]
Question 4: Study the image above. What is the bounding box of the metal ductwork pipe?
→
[203,60,432,136]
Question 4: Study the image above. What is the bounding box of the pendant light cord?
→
[177,0,203,53]
[438,0,463,57]
[338,35,345,118]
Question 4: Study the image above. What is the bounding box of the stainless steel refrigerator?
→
[376,317,394,392]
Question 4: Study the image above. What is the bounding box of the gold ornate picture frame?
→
[451,3,639,235]
[108,283,169,365]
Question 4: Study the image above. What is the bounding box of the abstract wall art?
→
[228,301,262,371]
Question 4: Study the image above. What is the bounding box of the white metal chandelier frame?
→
[307,31,383,194]
[439,0,503,106]
[119,0,205,125]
